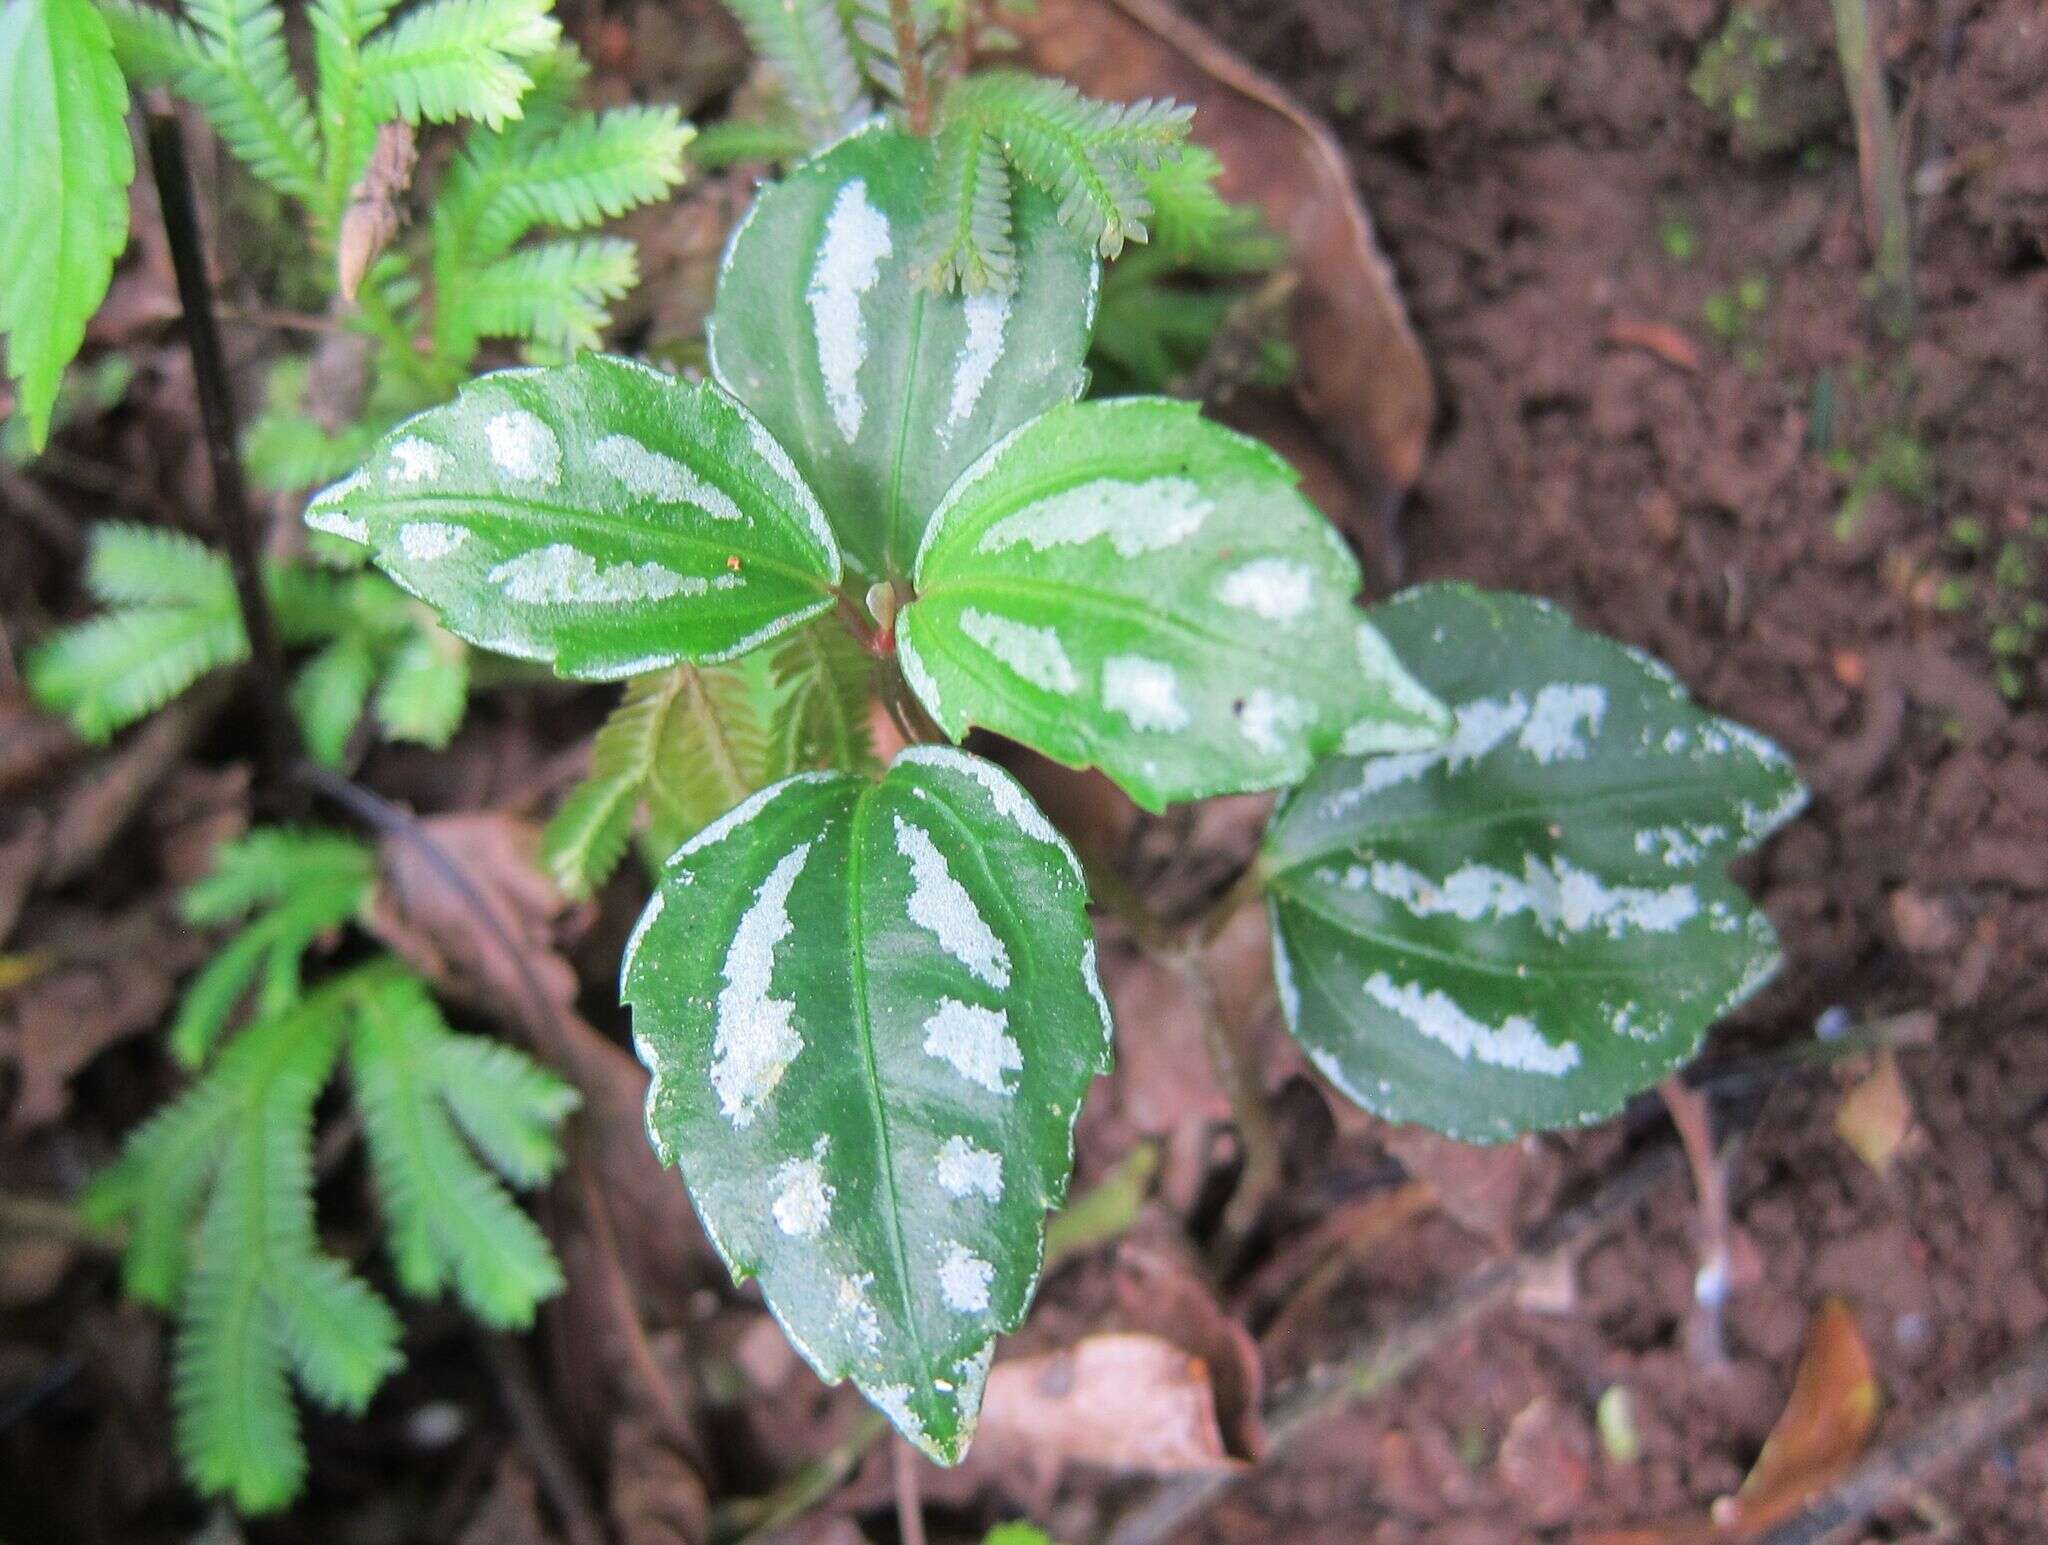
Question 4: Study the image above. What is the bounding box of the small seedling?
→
[1689,5,1842,160]
[307,49,1804,1458]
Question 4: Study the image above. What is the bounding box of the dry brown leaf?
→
[1112,1244,1266,1460]
[1014,0,1434,493]
[978,1332,1245,1477]
[1577,1298,1880,1544]
[1835,1051,1916,1175]
[338,122,418,301]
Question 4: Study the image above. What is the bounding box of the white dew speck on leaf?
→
[1217,557,1315,622]
[482,408,561,485]
[921,998,1021,1095]
[946,290,1010,429]
[959,607,1078,695]
[934,1135,1004,1201]
[807,178,892,443]
[1363,972,1580,1077]
[937,1241,995,1313]
[593,433,747,522]
[978,476,1211,558]
[894,816,1011,989]
[490,545,704,606]
[709,840,812,1126]
[1101,655,1190,733]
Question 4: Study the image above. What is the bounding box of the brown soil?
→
[5,0,2048,1541]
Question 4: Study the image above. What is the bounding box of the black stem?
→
[146,111,297,795]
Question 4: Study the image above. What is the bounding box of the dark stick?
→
[145,111,296,794]
[1753,1332,2048,1545]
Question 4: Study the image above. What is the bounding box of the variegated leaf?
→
[621,747,1111,1461]
[305,356,842,679]
[896,396,1450,812]
[1265,584,1807,1141]
[709,120,1098,580]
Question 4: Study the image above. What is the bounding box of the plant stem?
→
[1176,947,1284,1258]
[146,110,298,799]
[1660,1074,1732,1366]
[1830,0,1914,336]
[717,1409,889,1541]
[892,1438,928,1545]
[889,0,935,134]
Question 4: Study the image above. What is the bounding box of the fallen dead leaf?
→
[1576,1298,1880,1544]
[1835,1051,1916,1175]
[978,1332,1245,1478]
[1014,0,1434,494]
[1604,318,1703,372]
[1113,1243,1266,1460]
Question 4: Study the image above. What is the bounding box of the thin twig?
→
[1174,948,1283,1261]
[145,110,297,800]
[718,1409,889,1542]
[1104,1143,1684,1545]
[1753,1332,2048,1545]
[1830,0,1914,335]
[888,0,935,134]
[0,1190,123,1250]
[480,1333,605,1545]
[1660,1075,1732,1366]
[892,1438,929,1545]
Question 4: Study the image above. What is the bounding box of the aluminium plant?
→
[297,0,1807,1465]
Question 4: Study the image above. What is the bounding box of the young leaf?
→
[373,626,469,746]
[1263,584,1807,1142]
[179,0,323,203]
[457,235,638,354]
[717,0,868,145]
[292,632,380,765]
[767,619,878,780]
[305,354,843,678]
[100,0,208,86]
[897,397,1449,812]
[0,0,135,451]
[622,747,1112,1462]
[349,967,574,1325]
[356,0,559,129]
[26,599,247,740]
[709,121,1098,579]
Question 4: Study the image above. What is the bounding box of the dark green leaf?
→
[306,354,843,679]
[622,747,1111,1461]
[898,397,1449,811]
[709,122,1098,579]
[1264,584,1807,1141]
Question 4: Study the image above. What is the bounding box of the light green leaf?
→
[305,354,843,679]
[767,618,878,780]
[1264,584,1807,1142]
[373,626,469,746]
[709,121,1098,580]
[622,746,1112,1462]
[356,0,559,128]
[0,0,134,451]
[717,0,867,145]
[897,397,1449,812]
[292,632,379,765]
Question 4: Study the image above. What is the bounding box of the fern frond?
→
[84,522,234,607]
[183,827,376,923]
[767,620,878,779]
[943,71,1192,258]
[688,115,810,170]
[100,0,209,87]
[719,0,868,144]
[644,662,771,861]
[373,627,468,746]
[1135,145,1282,272]
[181,0,324,203]
[428,1034,576,1186]
[171,995,400,1513]
[456,236,637,353]
[26,603,245,741]
[541,666,682,897]
[245,405,382,493]
[444,105,692,261]
[844,0,940,107]
[349,968,570,1325]
[916,117,1014,292]
[357,0,559,129]
[291,633,379,766]
[82,1071,240,1305]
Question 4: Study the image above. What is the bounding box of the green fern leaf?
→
[81,1069,241,1305]
[453,234,636,353]
[642,660,771,860]
[244,405,382,493]
[308,0,403,208]
[357,0,559,128]
[291,632,379,765]
[429,1033,577,1186]
[687,114,809,170]
[444,104,692,261]
[180,0,323,203]
[373,627,468,746]
[183,827,376,923]
[718,0,867,144]
[915,116,1014,291]
[844,0,939,107]
[766,619,877,779]
[349,968,572,1325]
[542,665,684,897]
[99,0,208,87]
[944,71,1191,258]
[84,522,234,607]
[26,601,245,740]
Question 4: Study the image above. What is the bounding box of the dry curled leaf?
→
[978,1333,1244,1477]
[1835,1051,1916,1176]
[339,122,419,302]
[1014,0,1434,493]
